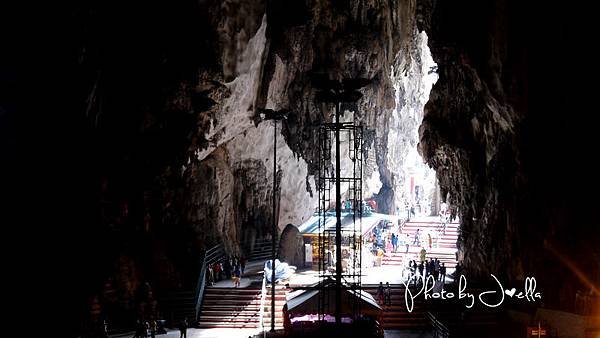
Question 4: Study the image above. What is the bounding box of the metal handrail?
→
[194,239,278,327]
[240,237,278,252]
[427,311,450,338]
[194,244,225,321]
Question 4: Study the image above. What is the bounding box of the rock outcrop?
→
[417,0,599,309]
[277,224,304,267]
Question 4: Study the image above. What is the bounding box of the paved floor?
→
[208,259,266,288]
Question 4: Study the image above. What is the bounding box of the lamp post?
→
[259,108,288,332]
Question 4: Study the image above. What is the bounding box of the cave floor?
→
[207,215,459,289]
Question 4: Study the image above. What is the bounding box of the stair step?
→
[202,304,261,309]
[204,294,261,300]
[201,310,261,316]
[197,322,259,328]
[206,287,261,292]
[199,316,259,322]
[203,300,263,306]
[262,319,285,324]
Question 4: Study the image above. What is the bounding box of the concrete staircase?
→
[364,284,428,330]
[197,287,262,328]
[262,285,288,330]
[401,219,460,267]
[382,251,404,266]
[427,296,503,336]
[244,238,278,262]
[159,289,197,326]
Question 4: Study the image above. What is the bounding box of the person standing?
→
[413,229,421,246]
[102,319,109,338]
[240,256,246,275]
[179,318,188,338]
[440,263,446,283]
[214,262,222,281]
[429,258,435,278]
[207,264,214,286]
[420,247,427,263]
[233,264,241,287]
[377,282,385,304]
[149,318,157,338]
[385,282,392,305]
[133,320,145,338]
[224,257,232,280]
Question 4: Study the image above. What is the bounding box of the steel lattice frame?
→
[317,104,364,322]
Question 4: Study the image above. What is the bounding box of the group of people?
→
[133,318,159,338]
[206,256,246,287]
[376,282,393,306]
[412,227,443,249]
[341,199,376,215]
[133,317,187,338]
[368,219,414,267]
[407,256,447,284]
[438,202,452,234]
[370,220,431,256]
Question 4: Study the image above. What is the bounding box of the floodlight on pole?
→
[258,108,289,332]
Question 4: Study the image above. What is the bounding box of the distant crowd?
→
[206,255,246,287]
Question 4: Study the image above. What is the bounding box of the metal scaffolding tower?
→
[315,77,367,325]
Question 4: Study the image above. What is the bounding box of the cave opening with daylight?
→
[3,1,599,338]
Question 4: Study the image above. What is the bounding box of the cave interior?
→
[3,0,599,337]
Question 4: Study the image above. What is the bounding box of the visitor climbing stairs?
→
[401,219,459,267]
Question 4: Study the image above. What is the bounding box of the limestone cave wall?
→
[417,0,599,310]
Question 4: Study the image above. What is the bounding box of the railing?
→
[195,236,274,319]
[240,236,278,256]
[398,217,407,229]
[258,275,267,335]
[427,311,450,338]
[194,244,225,321]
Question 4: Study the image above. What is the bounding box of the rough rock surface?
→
[417,0,599,309]
[277,224,304,267]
